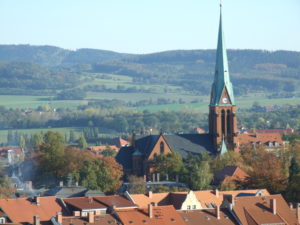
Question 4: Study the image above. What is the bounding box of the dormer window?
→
[0,218,6,224]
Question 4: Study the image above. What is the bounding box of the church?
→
[116,6,283,178]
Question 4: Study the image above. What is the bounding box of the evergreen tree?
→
[289,157,300,182]
[19,135,26,150]
[78,135,88,149]
[69,130,76,143]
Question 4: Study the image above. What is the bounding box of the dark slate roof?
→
[116,146,134,170]
[164,134,214,157]
[44,186,88,198]
[116,133,214,171]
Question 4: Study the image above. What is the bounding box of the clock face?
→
[223,97,228,104]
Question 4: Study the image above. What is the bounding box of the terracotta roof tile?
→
[61,214,117,225]
[93,195,137,208]
[0,196,62,224]
[214,166,249,185]
[233,194,298,225]
[178,208,238,225]
[63,197,107,210]
[131,189,270,210]
[116,205,186,225]
[237,133,283,145]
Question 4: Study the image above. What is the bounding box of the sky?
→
[0,0,299,54]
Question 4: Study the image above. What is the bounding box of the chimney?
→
[59,181,64,187]
[35,196,40,206]
[56,212,62,224]
[229,203,233,211]
[148,191,153,198]
[215,205,220,220]
[289,202,293,210]
[157,173,160,182]
[143,175,146,182]
[215,189,219,198]
[148,204,153,219]
[270,198,276,215]
[88,212,94,224]
[166,174,169,181]
[297,203,300,224]
[152,173,156,182]
[73,211,80,216]
[34,216,40,225]
[176,174,179,183]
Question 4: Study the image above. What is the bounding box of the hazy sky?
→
[0,0,299,53]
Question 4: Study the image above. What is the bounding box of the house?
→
[0,147,24,165]
[115,205,186,225]
[0,196,63,224]
[62,195,137,216]
[236,133,284,149]
[213,166,249,186]
[128,189,270,211]
[231,194,299,225]
[178,208,238,225]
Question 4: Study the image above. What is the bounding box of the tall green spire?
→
[210,4,235,106]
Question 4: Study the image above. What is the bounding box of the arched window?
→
[227,110,231,135]
[221,110,226,135]
[160,141,165,154]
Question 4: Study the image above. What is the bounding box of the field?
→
[0,127,83,144]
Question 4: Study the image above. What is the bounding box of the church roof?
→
[116,133,214,170]
[210,5,235,106]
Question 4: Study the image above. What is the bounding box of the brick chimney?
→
[215,189,219,198]
[148,204,153,219]
[270,198,276,215]
[297,203,300,224]
[34,196,40,206]
[34,215,40,225]
[215,205,220,220]
[73,211,80,216]
[88,212,94,223]
[56,212,62,224]
[148,191,153,198]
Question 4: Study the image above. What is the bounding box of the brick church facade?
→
[116,6,284,178]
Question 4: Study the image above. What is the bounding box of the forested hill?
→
[0,44,299,96]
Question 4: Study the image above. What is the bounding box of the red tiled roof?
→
[178,208,238,225]
[0,196,62,224]
[214,166,249,185]
[249,128,294,134]
[63,197,107,210]
[62,215,117,225]
[131,189,270,210]
[237,133,283,145]
[116,205,186,225]
[233,194,298,225]
[93,195,137,208]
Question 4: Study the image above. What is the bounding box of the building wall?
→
[180,191,203,210]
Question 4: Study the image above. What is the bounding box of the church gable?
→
[147,135,172,160]
[219,86,232,105]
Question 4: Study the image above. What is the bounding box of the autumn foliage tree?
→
[240,146,288,193]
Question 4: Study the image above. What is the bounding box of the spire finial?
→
[220,0,222,8]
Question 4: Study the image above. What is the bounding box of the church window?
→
[227,110,231,134]
[160,142,165,154]
[221,110,226,135]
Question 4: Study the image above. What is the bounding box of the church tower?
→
[209,4,237,152]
